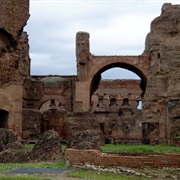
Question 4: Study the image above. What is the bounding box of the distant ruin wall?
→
[0,0,30,139]
[65,149,180,168]
[1,0,179,145]
[142,3,180,144]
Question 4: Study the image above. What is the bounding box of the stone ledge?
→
[65,148,180,168]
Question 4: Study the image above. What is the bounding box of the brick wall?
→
[65,148,180,168]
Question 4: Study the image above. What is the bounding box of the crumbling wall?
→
[0,0,30,139]
[92,80,143,144]
[12,2,179,146]
[143,3,180,144]
[42,108,67,138]
[22,109,41,142]
[65,149,180,168]
[22,76,76,141]
[23,76,74,111]
[64,112,100,142]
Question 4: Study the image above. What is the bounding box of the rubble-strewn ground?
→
[79,165,180,180]
[0,143,179,179]
[0,168,87,180]
[0,166,179,180]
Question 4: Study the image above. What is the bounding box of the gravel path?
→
[7,168,69,173]
[1,168,90,180]
[1,173,87,180]
[1,166,180,180]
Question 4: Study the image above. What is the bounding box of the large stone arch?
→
[74,31,150,112]
[38,95,66,111]
[90,61,147,98]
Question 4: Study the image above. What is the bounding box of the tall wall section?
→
[0,0,30,139]
[22,76,75,141]
[143,3,180,144]
[92,79,143,144]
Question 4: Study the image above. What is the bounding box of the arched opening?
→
[110,98,117,107]
[90,63,146,144]
[39,99,65,113]
[102,68,140,79]
[90,64,146,111]
[122,98,130,107]
[137,100,142,109]
[40,99,58,113]
[0,109,9,128]
[90,63,147,98]
[40,99,66,137]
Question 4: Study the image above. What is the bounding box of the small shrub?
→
[23,144,34,150]
[175,134,180,139]
[67,115,75,120]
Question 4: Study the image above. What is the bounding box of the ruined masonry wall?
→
[0,0,30,139]
[65,148,180,168]
[142,3,180,144]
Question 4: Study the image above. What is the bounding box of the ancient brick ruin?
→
[65,149,180,168]
[91,79,143,144]
[0,0,30,140]
[0,1,179,146]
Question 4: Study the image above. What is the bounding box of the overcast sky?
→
[25,0,179,79]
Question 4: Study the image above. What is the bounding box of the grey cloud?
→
[26,0,177,77]
[30,52,76,75]
[102,68,140,80]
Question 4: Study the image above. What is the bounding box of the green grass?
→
[67,169,149,180]
[23,144,34,149]
[0,162,67,173]
[175,134,180,138]
[24,143,180,154]
[67,115,75,120]
[23,144,67,153]
[0,177,50,180]
[100,144,180,153]
[62,145,66,153]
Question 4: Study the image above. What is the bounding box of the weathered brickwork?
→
[74,3,180,145]
[0,1,179,147]
[92,79,143,144]
[0,0,30,139]
[142,3,180,144]
[65,148,180,168]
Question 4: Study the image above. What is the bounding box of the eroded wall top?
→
[144,3,180,55]
[0,0,29,40]
[0,0,30,85]
[142,3,180,144]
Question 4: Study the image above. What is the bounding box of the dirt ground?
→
[0,167,179,180]
[0,169,86,180]
[0,173,85,180]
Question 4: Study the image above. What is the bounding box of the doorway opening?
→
[0,109,9,128]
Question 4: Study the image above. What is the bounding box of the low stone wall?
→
[65,148,180,168]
